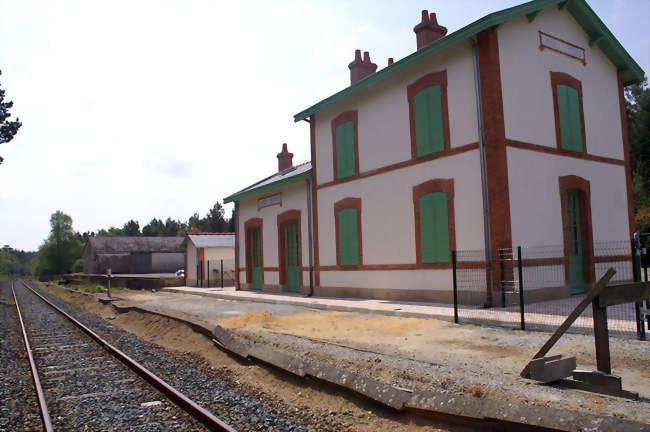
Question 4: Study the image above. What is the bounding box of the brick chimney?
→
[277,143,293,172]
[348,50,377,85]
[413,10,447,50]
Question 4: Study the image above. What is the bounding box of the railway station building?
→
[224,0,644,304]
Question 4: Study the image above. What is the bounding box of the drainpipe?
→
[306,178,314,296]
[470,37,493,303]
[234,201,240,290]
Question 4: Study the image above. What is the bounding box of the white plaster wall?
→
[204,247,235,262]
[202,247,235,279]
[314,43,478,185]
[237,180,311,277]
[317,149,485,268]
[507,147,630,248]
[499,8,623,159]
[320,269,453,291]
[186,242,197,281]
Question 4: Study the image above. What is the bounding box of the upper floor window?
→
[551,72,585,153]
[334,198,362,266]
[407,71,450,158]
[331,111,359,179]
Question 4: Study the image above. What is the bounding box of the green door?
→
[250,227,262,290]
[567,190,585,294]
[284,220,300,292]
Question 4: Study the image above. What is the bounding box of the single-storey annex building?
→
[185,227,235,287]
[225,0,644,304]
[83,236,185,275]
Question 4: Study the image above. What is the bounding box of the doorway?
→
[559,175,594,295]
[282,219,300,292]
[566,189,585,294]
[249,227,262,290]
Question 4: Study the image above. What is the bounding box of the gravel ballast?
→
[0,280,41,431]
[22,281,353,432]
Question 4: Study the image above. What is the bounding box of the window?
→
[334,198,362,266]
[407,71,450,158]
[413,179,455,265]
[331,111,358,180]
[551,72,585,153]
[418,192,450,263]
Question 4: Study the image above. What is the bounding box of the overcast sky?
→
[1,0,648,251]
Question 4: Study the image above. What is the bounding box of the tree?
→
[122,220,141,236]
[0,69,22,165]
[0,250,20,275]
[142,218,165,236]
[97,226,125,236]
[228,208,235,232]
[626,79,650,210]
[34,211,83,275]
[203,202,227,232]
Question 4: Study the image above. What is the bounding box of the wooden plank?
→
[598,282,650,307]
[559,378,638,400]
[529,356,576,383]
[573,370,621,390]
[592,300,611,374]
[521,268,616,378]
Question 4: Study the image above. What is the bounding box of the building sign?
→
[539,31,585,65]
[258,193,282,209]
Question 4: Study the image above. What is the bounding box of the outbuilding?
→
[83,236,184,275]
[185,228,236,287]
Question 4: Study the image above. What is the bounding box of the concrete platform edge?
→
[108,298,647,432]
[161,288,456,322]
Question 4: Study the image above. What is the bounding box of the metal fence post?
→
[499,249,506,307]
[220,259,224,288]
[632,235,646,340]
[207,261,210,288]
[452,251,458,324]
[517,246,525,331]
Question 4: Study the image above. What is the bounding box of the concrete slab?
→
[106,297,649,432]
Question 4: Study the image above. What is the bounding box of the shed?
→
[83,237,184,274]
[186,232,236,287]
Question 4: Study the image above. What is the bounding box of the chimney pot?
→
[413,10,447,50]
[277,143,293,172]
[348,49,377,85]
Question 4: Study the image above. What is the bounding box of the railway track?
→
[11,279,236,432]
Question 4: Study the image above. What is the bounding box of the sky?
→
[1,0,648,251]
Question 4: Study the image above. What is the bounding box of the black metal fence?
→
[452,239,648,340]
[189,259,235,288]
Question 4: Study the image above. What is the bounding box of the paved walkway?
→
[162,286,639,337]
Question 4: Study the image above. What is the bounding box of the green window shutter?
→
[335,121,356,179]
[419,192,450,263]
[413,85,445,157]
[557,85,583,152]
[338,208,359,265]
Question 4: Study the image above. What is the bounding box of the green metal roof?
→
[293,0,644,122]
[223,163,312,203]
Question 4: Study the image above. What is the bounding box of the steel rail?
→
[11,280,54,432]
[17,280,237,432]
